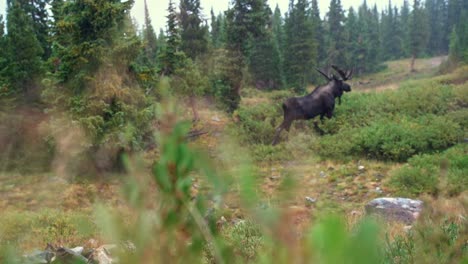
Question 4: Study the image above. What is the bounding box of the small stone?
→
[358,165,365,171]
[305,196,316,205]
[211,116,220,122]
[375,187,383,194]
[319,171,326,177]
[269,175,280,180]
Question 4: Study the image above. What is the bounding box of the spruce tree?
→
[44,0,153,171]
[284,0,317,92]
[2,1,44,98]
[426,0,448,55]
[400,0,411,57]
[409,0,429,71]
[326,0,346,67]
[210,8,221,48]
[310,0,325,64]
[9,0,51,59]
[344,7,359,69]
[179,0,208,59]
[160,0,185,75]
[449,10,468,62]
[381,0,395,60]
[248,0,282,89]
[272,5,286,86]
[0,15,7,93]
[143,0,158,64]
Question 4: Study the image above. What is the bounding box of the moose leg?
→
[272,119,293,145]
[313,115,326,135]
[272,123,284,146]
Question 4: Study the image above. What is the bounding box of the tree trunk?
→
[189,95,199,122]
[410,54,416,72]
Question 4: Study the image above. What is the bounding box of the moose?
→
[272,65,353,145]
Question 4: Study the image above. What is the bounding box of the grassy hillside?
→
[0,57,467,263]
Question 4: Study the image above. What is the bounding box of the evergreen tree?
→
[310,0,325,64]
[400,0,411,57]
[143,0,158,64]
[344,7,359,69]
[44,0,153,171]
[2,1,44,98]
[271,5,286,86]
[0,15,7,93]
[284,0,317,92]
[8,0,51,59]
[393,6,405,58]
[426,0,448,55]
[210,8,221,48]
[160,0,185,75]
[355,1,381,74]
[326,0,346,67]
[248,0,282,89]
[381,0,395,60]
[449,10,468,62]
[179,0,208,59]
[409,0,429,71]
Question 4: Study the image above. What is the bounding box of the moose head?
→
[316,65,353,104]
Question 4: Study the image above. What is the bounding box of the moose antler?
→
[331,65,353,80]
[316,68,331,81]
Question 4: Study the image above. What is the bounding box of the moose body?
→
[272,66,353,145]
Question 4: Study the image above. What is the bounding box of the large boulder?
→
[365,197,423,224]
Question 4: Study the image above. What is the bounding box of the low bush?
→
[389,145,468,196]
[233,103,281,145]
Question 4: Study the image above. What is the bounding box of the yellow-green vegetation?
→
[0,58,467,263]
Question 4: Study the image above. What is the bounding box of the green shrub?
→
[389,145,468,196]
[234,103,281,145]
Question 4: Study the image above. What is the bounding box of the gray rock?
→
[305,196,316,205]
[365,197,423,224]
[211,116,221,122]
[358,165,365,171]
[319,171,326,177]
[23,249,55,264]
[53,247,88,264]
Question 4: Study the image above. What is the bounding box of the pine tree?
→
[449,10,468,62]
[355,1,380,74]
[426,0,448,55]
[143,0,158,64]
[409,0,429,71]
[344,7,359,69]
[400,0,411,57]
[0,15,7,93]
[9,0,51,59]
[179,0,208,59]
[272,5,286,86]
[160,0,185,75]
[2,1,44,98]
[393,6,405,58]
[44,0,153,171]
[326,0,346,67]
[310,0,325,64]
[284,0,317,92]
[210,8,221,48]
[381,0,395,60]
[248,0,282,89]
